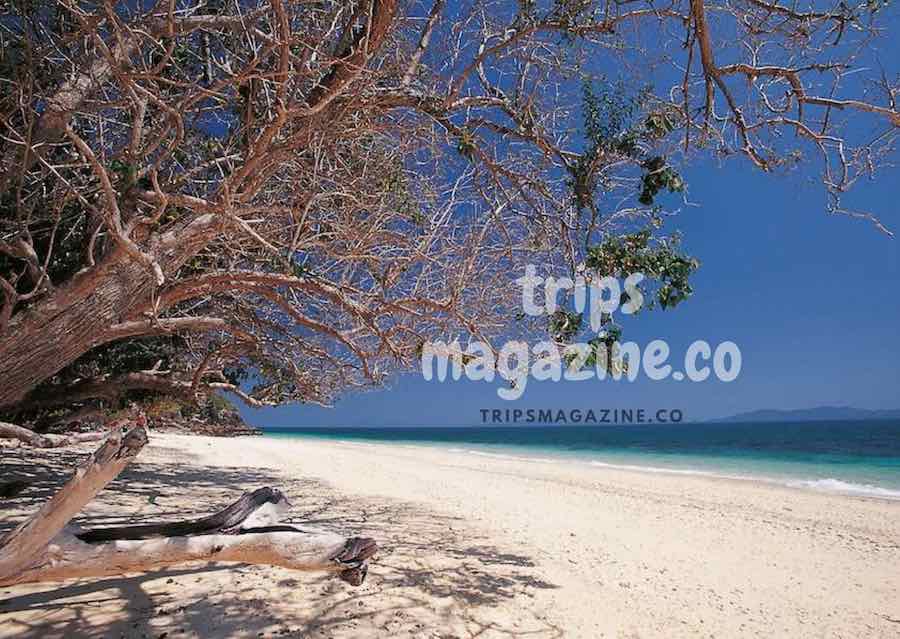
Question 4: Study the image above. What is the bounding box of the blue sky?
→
[237,5,900,428]
[241,155,900,427]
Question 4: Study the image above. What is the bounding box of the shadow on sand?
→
[1,441,562,638]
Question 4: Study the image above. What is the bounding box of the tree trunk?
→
[0,434,376,587]
[0,425,148,580]
[74,486,291,542]
[0,421,111,448]
[1,527,376,587]
[0,215,222,410]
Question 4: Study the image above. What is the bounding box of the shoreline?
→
[2,432,898,638]
[262,431,900,502]
[172,434,900,636]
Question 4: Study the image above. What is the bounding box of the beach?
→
[2,432,899,638]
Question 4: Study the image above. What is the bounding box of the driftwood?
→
[76,486,292,542]
[0,421,110,448]
[3,526,376,587]
[0,425,147,580]
[0,429,376,587]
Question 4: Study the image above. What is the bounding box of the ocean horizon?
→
[264,418,900,500]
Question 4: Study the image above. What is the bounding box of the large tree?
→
[1,0,895,416]
[0,0,896,585]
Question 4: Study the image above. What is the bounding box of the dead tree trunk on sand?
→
[0,426,376,587]
[0,421,111,448]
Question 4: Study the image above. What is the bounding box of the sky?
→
[239,154,900,428]
[238,6,900,429]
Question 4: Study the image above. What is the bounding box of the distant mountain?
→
[711,406,900,423]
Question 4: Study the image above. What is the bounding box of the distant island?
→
[712,406,900,423]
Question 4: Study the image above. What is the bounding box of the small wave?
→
[446,448,557,464]
[587,460,757,481]
[785,478,900,500]
[587,461,900,500]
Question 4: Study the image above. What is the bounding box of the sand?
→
[1,432,898,638]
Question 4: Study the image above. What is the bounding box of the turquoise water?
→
[264,420,900,499]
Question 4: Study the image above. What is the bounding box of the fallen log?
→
[0,421,111,448]
[2,524,376,587]
[0,432,376,587]
[0,425,147,581]
[76,486,292,542]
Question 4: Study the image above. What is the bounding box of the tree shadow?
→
[1,440,562,638]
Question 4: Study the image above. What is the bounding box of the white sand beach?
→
[2,433,899,638]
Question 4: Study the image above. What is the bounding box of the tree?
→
[0,0,896,583]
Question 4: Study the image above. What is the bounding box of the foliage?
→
[570,81,686,210]
[639,157,685,206]
[549,309,583,343]
[50,337,186,385]
[586,231,699,309]
[0,0,893,417]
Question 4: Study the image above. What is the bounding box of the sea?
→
[264,419,900,500]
